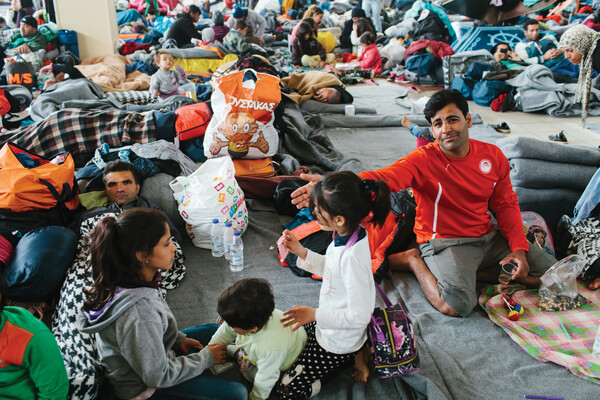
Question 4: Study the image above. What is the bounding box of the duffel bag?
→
[0,142,79,232]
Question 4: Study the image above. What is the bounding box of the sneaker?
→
[395,75,410,83]
[387,73,396,82]
[548,130,568,143]
[491,122,511,134]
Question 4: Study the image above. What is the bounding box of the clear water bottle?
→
[210,219,224,257]
[223,222,234,260]
[229,231,244,272]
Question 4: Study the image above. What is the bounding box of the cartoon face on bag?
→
[210,112,270,158]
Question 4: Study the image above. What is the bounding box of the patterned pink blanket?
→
[479,282,600,385]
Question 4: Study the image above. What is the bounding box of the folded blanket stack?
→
[497,136,600,207]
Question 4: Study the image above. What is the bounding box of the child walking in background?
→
[209,278,307,400]
[291,21,335,68]
[150,51,188,99]
[276,171,391,398]
[358,32,382,76]
[77,208,247,400]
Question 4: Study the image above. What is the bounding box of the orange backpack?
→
[0,142,79,213]
[174,102,212,141]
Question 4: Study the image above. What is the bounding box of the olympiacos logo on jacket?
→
[479,159,492,174]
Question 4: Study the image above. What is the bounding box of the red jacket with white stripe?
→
[359,139,529,252]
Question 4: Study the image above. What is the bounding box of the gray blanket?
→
[497,136,600,165]
[513,186,583,206]
[509,158,598,190]
[506,64,600,117]
[276,101,364,174]
[165,43,229,59]
[30,79,105,122]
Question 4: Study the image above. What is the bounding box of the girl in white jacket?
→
[277,171,390,399]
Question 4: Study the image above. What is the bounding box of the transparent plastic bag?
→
[538,255,589,311]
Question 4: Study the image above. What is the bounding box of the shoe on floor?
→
[548,130,568,143]
[491,122,511,134]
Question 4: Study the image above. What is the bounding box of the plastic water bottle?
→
[229,231,244,272]
[223,222,234,260]
[210,219,224,257]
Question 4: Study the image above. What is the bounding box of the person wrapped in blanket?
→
[0,269,69,400]
[74,160,182,244]
[209,279,307,400]
[150,50,188,100]
[38,61,86,90]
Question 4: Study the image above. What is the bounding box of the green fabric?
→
[79,190,110,209]
[38,22,58,42]
[500,59,524,69]
[523,0,545,6]
[2,30,47,52]
[0,307,69,400]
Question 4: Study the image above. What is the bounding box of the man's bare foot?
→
[588,277,600,290]
[351,346,370,383]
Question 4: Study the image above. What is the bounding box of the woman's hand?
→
[281,305,316,332]
[206,344,227,364]
[39,65,52,75]
[179,337,203,355]
[282,230,307,260]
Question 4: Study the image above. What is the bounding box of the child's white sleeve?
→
[251,351,287,400]
[208,323,237,345]
[296,249,326,276]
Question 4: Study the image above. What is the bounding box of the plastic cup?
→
[501,262,518,276]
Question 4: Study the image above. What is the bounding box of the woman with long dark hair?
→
[77,208,247,400]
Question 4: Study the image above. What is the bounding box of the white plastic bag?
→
[170,157,248,249]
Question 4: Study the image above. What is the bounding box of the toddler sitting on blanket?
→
[149,51,188,99]
[209,279,307,400]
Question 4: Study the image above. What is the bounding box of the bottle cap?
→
[233,231,240,236]
[212,218,219,223]
[225,222,232,227]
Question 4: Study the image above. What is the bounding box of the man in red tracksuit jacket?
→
[291,89,557,317]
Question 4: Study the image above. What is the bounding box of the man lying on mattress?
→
[73,160,181,244]
[291,89,557,317]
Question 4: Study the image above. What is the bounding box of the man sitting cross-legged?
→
[291,89,557,317]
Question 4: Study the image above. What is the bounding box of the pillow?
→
[5,226,78,302]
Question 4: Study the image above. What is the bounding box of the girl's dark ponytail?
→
[361,179,391,228]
